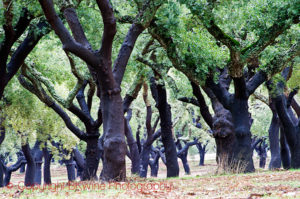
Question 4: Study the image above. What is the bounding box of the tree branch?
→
[123,70,145,113]
[3,18,50,89]
[38,0,98,67]
[63,7,92,49]
[205,77,232,109]
[191,81,213,128]
[247,42,300,96]
[178,97,200,106]
[96,0,117,59]
[287,87,299,108]
[241,4,300,61]
[18,75,87,141]
[113,0,163,86]
[252,92,269,106]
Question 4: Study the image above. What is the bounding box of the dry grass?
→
[1,154,299,198]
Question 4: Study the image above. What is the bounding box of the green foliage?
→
[0,0,298,166]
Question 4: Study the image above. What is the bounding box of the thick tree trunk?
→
[100,88,127,181]
[268,108,281,169]
[202,87,237,172]
[65,158,76,182]
[280,128,291,169]
[34,162,42,185]
[4,171,13,186]
[214,134,236,170]
[275,94,300,168]
[230,99,255,172]
[42,147,52,184]
[82,137,100,181]
[33,142,43,185]
[214,121,236,169]
[73,148,85,180]
[159,106,179,178]
[22,143,36,186]
[152,78,179,177]
[75,162,83,179]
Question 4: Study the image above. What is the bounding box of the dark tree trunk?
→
[124,109,140,175]
[122,72,144,175]
[275,94,300,168]
[229,98,255,172]
[254,139,268,169]
[179,155,190,175]
[280,128,291,169]
[98,136,104,163]
[100,89,126,181]
[83,137,100,181]
[190,82,213,128]
[138,125,161,178]
[0,159,5,187]
[0,126,5,187]
[65,157,76,182]
[42,146,53,184]
[22,143,36,186]
[196,142,208,166]
[75,162,83,179]
[272,68,300,169]
[203,87,236,171]
[200,150,205,166]
[183,84,238,171]
[149,149,160,177]
[19,163,26,173]
[205,74,256,173]
[4,156,26,186]
[28,0,162,182]
[214,134,236,170]
[0,124,5,146]
[268,105,281,170]
[259,155,266,168]
[73,148,85,180]
[151,76,179,177]
[291,98,300,117]
[34,162,42,185]
[149,162,159,177]
[33,142,43,185]
[177,139,198,175]
[4,170,13,186]
[139,145,151,178]
[138,83,161,178]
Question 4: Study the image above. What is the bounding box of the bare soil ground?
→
[1,154,299,198]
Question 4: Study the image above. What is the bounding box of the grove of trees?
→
[0,0,299,187]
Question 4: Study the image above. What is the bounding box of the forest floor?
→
[1,154,300,198]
